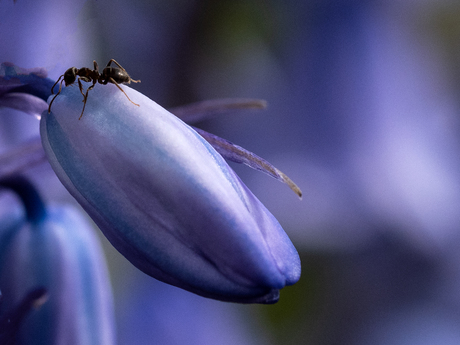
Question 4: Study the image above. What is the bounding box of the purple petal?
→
[0,93,47,118]
[0,62,54,118]
[194,127,302,198]
[169,98,267,123]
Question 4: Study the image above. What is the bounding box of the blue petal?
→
[0,182,116,344]
[0,62,54,117]
[0,62,53,101]
[40,83,300,303]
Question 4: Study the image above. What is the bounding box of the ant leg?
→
[50,75,63,94]
[79,98,88,120]
[77,78,86,99]
[93,60,99,73]
[48,79,64,113]
[76,78,87,120]
[106,59,124,70]
[109,77,140,107]
[78,79,97,120]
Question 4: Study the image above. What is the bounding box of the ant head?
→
[63,67,78,86]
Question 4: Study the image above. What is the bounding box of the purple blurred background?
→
[3,0,460,344]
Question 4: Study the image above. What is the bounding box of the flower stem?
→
[0,176,47,224]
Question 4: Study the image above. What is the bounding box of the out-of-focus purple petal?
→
[169,98,267,123]
[0,62,52,101]
[40,83,300,303]
[0,62,54,119]
[0,93,47,118]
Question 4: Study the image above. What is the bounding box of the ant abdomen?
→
[101,67,130,84]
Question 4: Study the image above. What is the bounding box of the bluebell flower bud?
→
[40,83,301,303]
[0,176,115,344]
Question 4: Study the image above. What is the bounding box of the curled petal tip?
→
[194,127,303,198]
[279,170,303,199]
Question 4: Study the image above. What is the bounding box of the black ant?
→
[48,59,140,120]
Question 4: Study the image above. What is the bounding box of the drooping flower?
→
[0,176,116,344]
[40,72,301,303]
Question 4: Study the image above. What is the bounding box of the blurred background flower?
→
[0,176,115,344]
[3,0,460,344]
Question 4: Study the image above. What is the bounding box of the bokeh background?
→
[3,0,460,344]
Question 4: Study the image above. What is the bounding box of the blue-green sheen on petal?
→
[40,84,300,303]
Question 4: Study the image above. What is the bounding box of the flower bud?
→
[40,84,301,303]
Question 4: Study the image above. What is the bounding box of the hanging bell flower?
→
[0,176,116,344]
